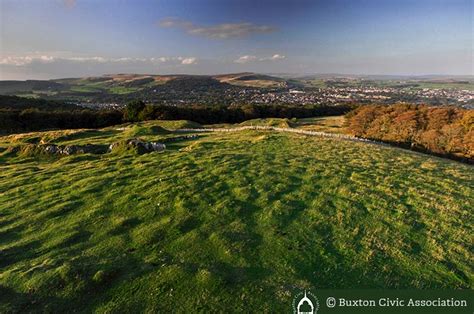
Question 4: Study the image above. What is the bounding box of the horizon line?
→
[1,72,474,81]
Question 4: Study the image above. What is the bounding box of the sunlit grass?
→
[0,120,472,312]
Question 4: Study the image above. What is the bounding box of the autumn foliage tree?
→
[346,104,474,161]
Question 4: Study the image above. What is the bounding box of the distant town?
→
[75,81,474,110]
[1,73,473,109]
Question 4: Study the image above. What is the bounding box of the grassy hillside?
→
[0,73,289,99]
[215,73,287,88]
[0,119,472,312]
[206,116,345,132]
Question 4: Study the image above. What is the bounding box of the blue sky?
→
[0,0,472,79]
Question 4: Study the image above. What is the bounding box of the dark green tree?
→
[123,100,145,122]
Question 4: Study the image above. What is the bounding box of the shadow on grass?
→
[0,285,69,313]
[54,130,119,143]
[211,261,271,285]
[0,225,23,246]
[0,241,41,269]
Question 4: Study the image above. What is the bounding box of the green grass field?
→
[413,82,474,91]
[0,118,472,312]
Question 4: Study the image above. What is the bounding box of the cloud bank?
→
[159,18,276,39]
[0,53,289,79]
[234,55,258,64]
[234,54,286,64]
[0,54,199,79]
[0,55,198,66]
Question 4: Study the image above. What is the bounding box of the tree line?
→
[346,104,473,162]
[122,101,354,124]
[0,108,123,134]
[0,96,354,133]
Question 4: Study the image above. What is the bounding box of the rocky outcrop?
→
[7,139,166,157]
[5,143,108,157]
[161,134,201,143]
[42,144,108,155]
[108,138,166,154]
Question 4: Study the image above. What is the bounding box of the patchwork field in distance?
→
[0,118,472,312]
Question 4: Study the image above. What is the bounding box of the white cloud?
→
[0,54,201,79]
[159,18,276,39]
[39,55,55,63]
[0,55,197,66]
[66,56,108,63]
[234,55,257,64]
[180,57,197,65]
[0,55,108,65]
[269,54,285,61]
[0,56,32,66]
[151,57,170,63]
[159,18,193,29]
[234,54,286,64]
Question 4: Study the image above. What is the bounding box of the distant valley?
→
[0,73,472,108]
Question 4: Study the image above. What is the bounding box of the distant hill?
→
[1,73,471,104]
[0,95,76,111]
[295,74,474,81]
[0,80,66,94]
[214,72,287,88]
[55,72,289,89]
[0,73,293,107]
[156,76,233,91]
[0,73,292,102]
